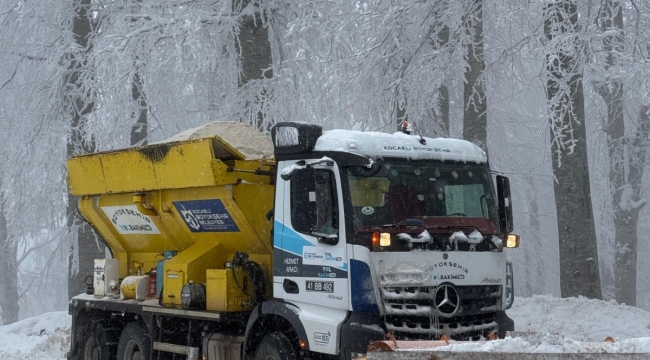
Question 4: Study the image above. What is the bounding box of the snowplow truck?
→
[66,121,520,360]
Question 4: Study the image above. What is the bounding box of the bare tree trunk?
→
[544,0,602,299]
[614,208,641,304]
[524,176,540,296]
[397,12,450,137]
[0,185,19,325]
[234,0,273,131]
[130,69,148,146]
[613,107,650,305]
[438,86,450,137]
[595,0,642,307]
[130,0,147,147]
[463,0,487,154]
[428,24,450,137]
[396,98,408,132]
[66,0,103,300]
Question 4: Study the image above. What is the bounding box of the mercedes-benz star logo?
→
[433,285,460,317]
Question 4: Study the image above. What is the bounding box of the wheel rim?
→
[83,336,100,360]
[124,340,142,360]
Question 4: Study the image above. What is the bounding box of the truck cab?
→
[264,122,517,359]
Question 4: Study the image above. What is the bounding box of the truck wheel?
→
[254,332,299,360]
[116,322,150,360]
[82,323,119,360]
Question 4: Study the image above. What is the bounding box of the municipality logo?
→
[304,252,322,260]
[325,252,342,261]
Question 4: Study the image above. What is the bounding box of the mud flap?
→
[494,310,514,338]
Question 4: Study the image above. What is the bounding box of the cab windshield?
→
[347,160,498,233]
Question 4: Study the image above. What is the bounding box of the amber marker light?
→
[372,233,392,247]
[506,234,520,248]
[372,232,380,247]
[299,339,308,348]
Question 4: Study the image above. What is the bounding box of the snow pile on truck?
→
[152,121,274,160]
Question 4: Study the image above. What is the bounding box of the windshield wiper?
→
[397,218,424,226]
[376,219,424,227]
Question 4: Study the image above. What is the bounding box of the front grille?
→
[380,285,502,340]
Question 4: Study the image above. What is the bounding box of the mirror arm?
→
[281,160,306,181]
[311,231,338,245]
[307,158,334,167]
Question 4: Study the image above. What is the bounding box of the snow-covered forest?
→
[0,0,650,325]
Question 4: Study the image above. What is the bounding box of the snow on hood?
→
[450,230,485,251]
[397,230,433,245]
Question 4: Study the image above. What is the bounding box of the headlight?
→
[372,232,391,247]
[506,234,520,248]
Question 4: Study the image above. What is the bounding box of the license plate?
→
[305,281,334,293]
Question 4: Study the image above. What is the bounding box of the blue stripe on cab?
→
[350,259,379,314]
[274,220,348,271]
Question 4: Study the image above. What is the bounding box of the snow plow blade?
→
[366,340,648,360]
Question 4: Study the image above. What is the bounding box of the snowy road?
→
[1,295,649,359]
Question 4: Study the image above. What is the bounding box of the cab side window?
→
[315,171,338,235]
[290,168,338,235]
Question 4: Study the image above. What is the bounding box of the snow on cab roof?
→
[314,129,487,163]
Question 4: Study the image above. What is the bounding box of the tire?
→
[82,323,120,360]
[254,332,300,360]
[116,322,150,360]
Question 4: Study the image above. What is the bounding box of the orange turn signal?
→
[372,232,391,247]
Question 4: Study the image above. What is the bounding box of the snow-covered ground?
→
[0,311,70,359]
[1,295,649,359]
[437,295,650,354]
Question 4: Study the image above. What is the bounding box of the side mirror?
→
[281,161,306,181]
[291,168,317,233]
[496,175,514,234]
[312,232,338,245]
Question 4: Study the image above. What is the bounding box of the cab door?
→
[274,160,349,310]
